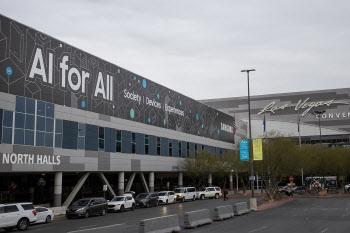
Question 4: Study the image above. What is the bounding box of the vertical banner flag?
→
[240,139,249,161]
[253,138,263,160]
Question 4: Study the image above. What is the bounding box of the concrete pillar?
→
[229,173,233,191]
[149,172,155,192]
[208,174,212,187]
[63,173,90,207]
[178,172,183,187]
[118,172,124,196]
[53,172,62,207]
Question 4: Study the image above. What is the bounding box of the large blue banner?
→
[240,139,249,161]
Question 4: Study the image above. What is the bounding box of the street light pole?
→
[241,69,255,199]
[312,110,325,143]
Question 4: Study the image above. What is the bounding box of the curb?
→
[258,198,295,211]
[53,215,66,220]
[293,194,350,198]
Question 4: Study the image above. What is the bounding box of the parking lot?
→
[2,196,350,233]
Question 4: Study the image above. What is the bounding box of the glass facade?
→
[0,97,229,158]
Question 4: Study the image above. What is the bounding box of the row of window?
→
[0,97,228,157]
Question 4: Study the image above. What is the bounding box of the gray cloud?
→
[2,0,350,100]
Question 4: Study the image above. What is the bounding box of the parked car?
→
[280,186,296,196]
[174,187,196,202]
[135,193,159,208]
[34,206,54,223]
[196,187,221,200]
[66,197,108,219]
[292,186,309,195]
[345,184,350,193]
[157,191,176,204]
[108,195,135,212]
[0,202,37,231]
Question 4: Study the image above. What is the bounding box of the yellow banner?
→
[253,138,263,160]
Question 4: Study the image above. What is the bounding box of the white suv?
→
[0,203,37,231]
[196,187,221,200]
[107,195,135,212]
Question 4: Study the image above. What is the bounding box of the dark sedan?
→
[135,193,159,208]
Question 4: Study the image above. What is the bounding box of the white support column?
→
[63,173,90,207]
[149,172,155,192]
[208,174,212,187]
[53,172,62,207]
[140,173,150,193]
[178,172,183,187]
[98,173,116,197]
[229,173,233,191]
[118,172,124,196]
[125,173,136,192]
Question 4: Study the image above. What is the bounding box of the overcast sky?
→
[2,0,350,100]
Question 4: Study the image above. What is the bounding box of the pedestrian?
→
[224,189,228,201]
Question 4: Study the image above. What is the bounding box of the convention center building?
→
[201,88,350,147]
[0,14,235,207]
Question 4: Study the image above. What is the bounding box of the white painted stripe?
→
[320,228,328,233]
[67,224,124,233]
[249,226,268,233]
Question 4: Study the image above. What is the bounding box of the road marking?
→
[79,225,97,229]
[249,226,268,233]
[67,224,124,233]
[320,228,328,233]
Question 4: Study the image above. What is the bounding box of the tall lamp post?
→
[241,69,255,200]
[312,110,325,143]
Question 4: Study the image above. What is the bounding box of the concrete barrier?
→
[184,209,212,229]
[139,214,181,233]
[67,223,125,233]
[212,205,234,221]
[51,206,67,216]
[233,202,249,216]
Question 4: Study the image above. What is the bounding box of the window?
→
[179,141,182,156]
[169,139,172,157]
[62,120,78,149]
[21,204,34,210]
[98,127,105,151]
[4,205,19,213]
[145,135,149,155]
[35,100,54,147]
[55,119,63,148]
[78,123,85,150]
[157,137,160,155]
[0,206,3,214]
[116,130,122,152]
[131,133,136,154]
[85,124,98,151]
[187,142,190,157]
[2,110,13,144]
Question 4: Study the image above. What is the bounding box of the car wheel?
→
[67,216,72,219]
[182,197,185,203]
[173,199,176,204]
[131,204,135,211]
[17,218,29,231]
[120,205,125,212]
[155,201,159,207]
[192,196,196,201]
[101,208,106,216]
[166,199,169,204]
[201,194,205,200]
[84,211,89,218]
[215,193,219,199]
[46,215,52,223]
[146,203,150,208]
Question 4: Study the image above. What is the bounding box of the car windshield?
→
[158,192,167,196]
[136,194,149,199]
[174,188,184,193]
[111,197,125,202]
[72,199,90,206]
[200,188,206,191]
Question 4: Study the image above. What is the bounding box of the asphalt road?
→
[2,197,350,233]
